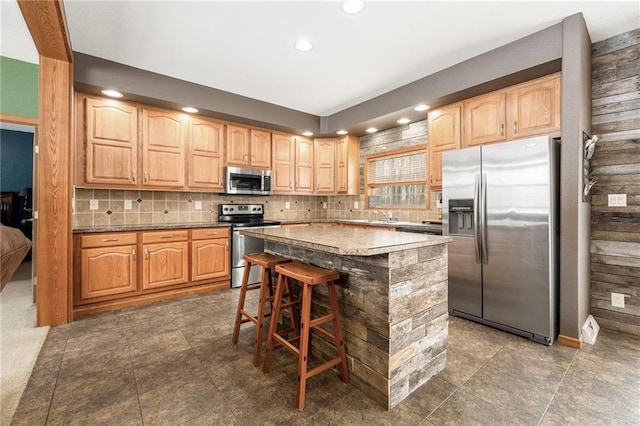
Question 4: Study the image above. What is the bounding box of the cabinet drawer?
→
[142,230,188,244]
[81,233,137,249]
[192,227,230,240]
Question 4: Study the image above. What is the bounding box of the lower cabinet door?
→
[143,241,189,289]
[80,246,137,300]
[191,238,230,281]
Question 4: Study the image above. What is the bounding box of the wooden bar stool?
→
[263,262,349,411]
[232,252,293,366]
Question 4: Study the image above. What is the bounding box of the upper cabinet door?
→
[463,91,507,147]
[188,117,224,190]
[142,109,187,188]
[336,135,360,195]
[226,124,250,166]
[295,137,314,193]
[250,129,271,168]
[84,98,138,186]
[272,133,295,193]
[314,138,336,194]
[507,73,561,140]
[428,103,462,151]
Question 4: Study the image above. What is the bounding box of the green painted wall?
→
[0,56,38,119]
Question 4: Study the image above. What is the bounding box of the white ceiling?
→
[3,1,640,118]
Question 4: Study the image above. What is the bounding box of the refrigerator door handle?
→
[481,173,489,264]
[473,174,481,264]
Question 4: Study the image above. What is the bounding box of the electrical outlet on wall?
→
[194,201,202,210]
[611,293,625,308]
[322,202,327,209]
[354,201,359,209]
[285,202,290,209]
[124,200,132,210]
[608,194,627,207]
[89,199,99,210]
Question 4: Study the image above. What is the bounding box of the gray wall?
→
[559,14,593,341]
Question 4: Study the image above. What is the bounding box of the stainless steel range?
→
[218,203,281,288]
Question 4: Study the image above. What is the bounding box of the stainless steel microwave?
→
[225,166,272,195]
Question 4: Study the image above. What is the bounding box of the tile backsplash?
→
[74,188,441,228]
[73,188,328,228]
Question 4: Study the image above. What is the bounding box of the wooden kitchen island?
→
[241,225,452,409]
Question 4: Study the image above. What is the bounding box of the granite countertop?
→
[281,219,443,233]
[73,222,230,234]
[241,224,452,256]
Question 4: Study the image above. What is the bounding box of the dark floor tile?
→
[557,365,640,425]
[62,328,129,360]
[571,349,640,392]
[400,375,457,418]
[473,343,572,394]
[540,391,618,426]
[128,329,191,359]
[426,389,527,426]
[310,387,425,426]
[138,381,225,425]
[131,348,212,395]
[45,395,142,426]
[68,310,126,338]
[436,351,486,387]
[462,359,556,423]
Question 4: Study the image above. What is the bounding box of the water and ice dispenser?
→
[448,199,474,236]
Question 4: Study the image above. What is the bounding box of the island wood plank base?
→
[243,225,451,409]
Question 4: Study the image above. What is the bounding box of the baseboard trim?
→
[558,334,583,349]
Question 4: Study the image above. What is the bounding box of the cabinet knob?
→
[513,121,518,135]
[132,248,136,261]
[500,123,504,136]
[145,249,149,260]
[144,171,149,182]
[132,171,136,183]
[102,238,119,242]
[160,234,174,239]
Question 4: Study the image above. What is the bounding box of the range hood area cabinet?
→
[74,93,226,192]
[225,124,271,169]
[428,72,561,189]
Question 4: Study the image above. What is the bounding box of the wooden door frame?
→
[18,0,74,326]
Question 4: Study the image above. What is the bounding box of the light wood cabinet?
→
[188,117,224,190]
[428,103,461,188]
[314,138,336,194]
[337,135,360,195]
[191,228,230,282]
[82,98,138,186]
[250,129,272,168]
[272,133,314,194]
[296,136,314,193]
[78,233,137,301]
[142,230,189,290]
[142,109,187,188]
[272,132,296,192]
[429,73,562,188]
[428,103,462,152]
[73,227,231,316]
[226,124,271,168]
[507,73,561,139]
[463,91,507,147]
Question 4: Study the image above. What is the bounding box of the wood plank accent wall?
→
[590,28,640,337]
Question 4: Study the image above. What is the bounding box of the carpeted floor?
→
[0,262,49,426]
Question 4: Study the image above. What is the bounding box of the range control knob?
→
[252,207,257,212]
[223,207,229,212]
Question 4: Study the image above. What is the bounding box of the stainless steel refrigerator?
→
[442,136,559,345]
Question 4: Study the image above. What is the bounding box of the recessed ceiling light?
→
[294,39,313,52]
[337,130,348,135]
[302,131,314,137]
[182,106,199,114]
[366,127,378,133]
[414,104,430,112]
[397,118,411,124]
[101,89,123,98]
[342,0,365,14]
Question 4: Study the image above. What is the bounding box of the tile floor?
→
[10,289,640,425]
